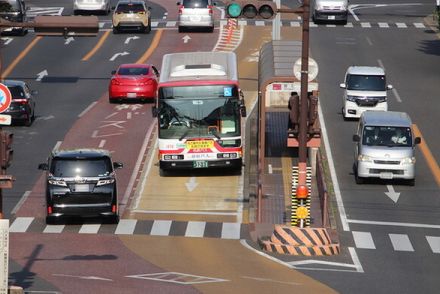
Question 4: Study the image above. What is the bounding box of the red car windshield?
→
[117,67,149,76]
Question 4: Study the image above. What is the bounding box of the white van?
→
[312,0,348,24]
[340,66,393,120]
[353,111,421,186]
[73,0,111,15]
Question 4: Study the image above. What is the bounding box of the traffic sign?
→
[0,115,11,126]
[0,84,11,114]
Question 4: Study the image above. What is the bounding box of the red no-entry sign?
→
[0,83,12,114]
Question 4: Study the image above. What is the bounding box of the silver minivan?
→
[353,111,421,186]
[177,0,215,33]
[73,0,111,15]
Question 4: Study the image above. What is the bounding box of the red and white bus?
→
[153,51,246,172]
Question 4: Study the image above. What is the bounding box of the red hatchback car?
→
[108,63,159,103]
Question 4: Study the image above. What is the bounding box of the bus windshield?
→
[158,97,240,140]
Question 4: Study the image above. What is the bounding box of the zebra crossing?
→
[8,217,249,240]
[352,231,440,254]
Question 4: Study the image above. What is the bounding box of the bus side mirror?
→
[152,106,158,117]
[240,105,246,117]
[414,137,421,145]
[353,134,360,142]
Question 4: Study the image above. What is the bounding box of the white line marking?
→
[11,191,31,215]
[389,234,414,251]
[166,21,176,27]
[392,88,402,103]
[353,231,376,249]
[378,22,389,28]
[348,219,440,229]
[114,219,137,235]
[255,21,265,26]
[9,217,34,233]
[396,22,407,28]
[131,210,238,216]
[377,59,385,69]
[361,22,371,28]
[221,222,241,239]
[426,236,440,254]
[98,139,106,148]
[318,100,350,231]
[185,221,206,238]
[78,101,97,118]
[414,23,425,28]
[120,120,156,213]
[344,23,354,28]
[150,220,172,236]
[79,224,101,234]
[366,36,373,46]
[127,112,132,120]
[43,225,65,233]
[268,164,273,174]
[290,21,301,27]
[53,141,62,152]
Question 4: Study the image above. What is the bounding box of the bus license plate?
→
[193,161,208,168]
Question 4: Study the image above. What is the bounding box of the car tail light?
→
[13,99,28,105]
[208,5,213,14]
[140,79,153,86]
[111,79,121,85]
[112,204,117,213]
[178,5,183,14]
[47,206,53,214]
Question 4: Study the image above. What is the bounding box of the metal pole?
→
[298,0,310,186]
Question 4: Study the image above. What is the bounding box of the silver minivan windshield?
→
[362,126,412,147]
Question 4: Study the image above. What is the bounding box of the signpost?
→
[0,219,8,294]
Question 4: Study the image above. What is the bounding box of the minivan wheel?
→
[355,171,365,184]
[113,27,119,34]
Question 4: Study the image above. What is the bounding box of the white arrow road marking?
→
[36,70,48,82]
[64,37,74,45]
[182,35,191,43]
[109,52,129,61]
[1,37,13,45]
[185,177,198,192]
[124,36,140,44]
[53,274,113,281]
[385,185,400,203]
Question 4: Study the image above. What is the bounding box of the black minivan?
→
[38,149,123,224]
[0,0,28,35]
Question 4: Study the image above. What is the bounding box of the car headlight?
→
[346,95,358,102]
[96,179,115,186]
[358,154,372,162]
[401,157,416,164]
[48,179,67,187]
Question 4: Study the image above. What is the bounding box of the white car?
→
[73,0,111,15]
[312,0,348,24]
[340,66,393,120]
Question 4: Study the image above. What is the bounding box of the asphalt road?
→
[1,0,439,293]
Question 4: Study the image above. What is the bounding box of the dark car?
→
[2,80,36,126]
[0,0,28,36]
[38,149,123,224]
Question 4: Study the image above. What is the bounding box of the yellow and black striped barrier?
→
[259,225,340,256]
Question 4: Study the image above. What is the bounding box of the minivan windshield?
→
[347,74,386,91]
[51,158,113,177]
[182,0,209,8]
[362,126,412,147]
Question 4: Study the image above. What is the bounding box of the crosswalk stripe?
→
[221,222,241,239]
[361,22,371,28]
[353,231,375,249]
[43,225,65,233]
[396,22,407,28]
[166,21,176,27]
[185,221,206,238]
[150,220,172,236]
[378,22,389,28]
[291,21,300,27]
[79,224,101,234]
[255,21,265,26]
[414,23,425,28]
[389,234,414,251]
[9,217,34,233]
[344,23,354,28]
[151,22,159,27]
[115,219,137,235]
[426,236,440,254]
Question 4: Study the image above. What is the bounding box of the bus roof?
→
[159,51,238,84]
